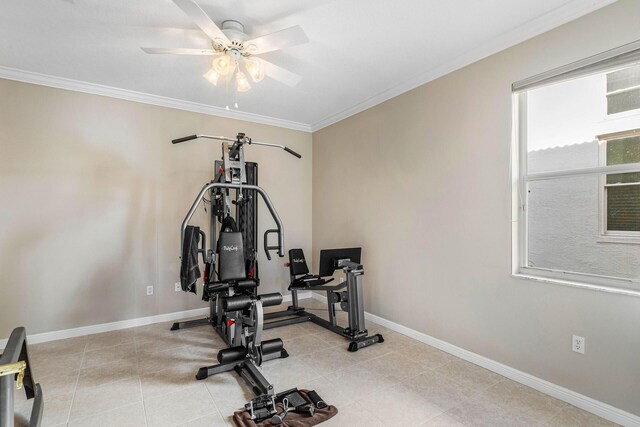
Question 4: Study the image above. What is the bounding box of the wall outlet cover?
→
[175,282,181,292]
[572,335,585,354]
[146,285,154,296]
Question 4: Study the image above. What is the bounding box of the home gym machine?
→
[264,248,384,352]
[173,132,299,419]
[172,132,300,346]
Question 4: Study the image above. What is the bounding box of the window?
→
[598,130,640,234]
[512,42,640,294]
[606,64,640,115]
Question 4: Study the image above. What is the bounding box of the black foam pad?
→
[258,292,283,307]
[288,249,309,276]
[218,232,246,281]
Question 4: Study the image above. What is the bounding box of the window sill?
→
[512,272,640,297]
[597,235,640,245]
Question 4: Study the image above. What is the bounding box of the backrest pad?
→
[219,231,246,281]
[288,248,310,276]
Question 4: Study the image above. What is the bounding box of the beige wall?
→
[0,80,312,339]
[313,0,640,416]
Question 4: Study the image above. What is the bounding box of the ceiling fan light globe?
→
[245,60,264,83]
[213,55,235,76]
[236,71,251,92]
[203,68,219,86]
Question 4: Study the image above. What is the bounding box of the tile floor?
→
[11,298,617,427]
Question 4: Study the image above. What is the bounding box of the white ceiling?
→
[0,0,616,131]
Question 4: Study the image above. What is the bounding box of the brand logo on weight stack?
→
[293,259,304,263]
[223,245,239,252]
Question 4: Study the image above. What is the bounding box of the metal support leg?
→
[0,375,14,427]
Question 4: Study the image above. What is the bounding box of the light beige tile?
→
[435,359,505,391]
[134,333,188,353]
[485,380,566,423]
[298,346,359,375]
[68,402,146,427]
[204,371,254,416]
[421,412,467,426]
[284,334,338,357]
[260,356,322,391]
[358,382,445,425]
[380,331,419,348]
[178,411,228,427]
[76,358,138,390]
[262,323,310,341]
[70,377,143,420]
[85,328,135,352]
[81,342,137,369]
[545,405,619,426]
[30,336,87,358]
[322,401,385,427]
[306,327,351,348]
[402,341,453,369]
[184,343,227,368]
[136,345,192,375]
[404,370,479,413]
[29,352,83,379]
[141,364,199,399]
[144,383,217,427]
[37,370,80,398]
[132,322,178,343]
[13,392,73,427]
[358,351,430,381]
[297,375,354,407]
[325,362,400,402]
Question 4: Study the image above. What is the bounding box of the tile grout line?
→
[65,342,87,426]
[202,379,230,426]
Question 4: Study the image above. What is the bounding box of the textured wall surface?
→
[528,142,640,281]
[313,0,640,416]
[0,80,312,338]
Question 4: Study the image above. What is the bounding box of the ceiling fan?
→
[141,0,308,93]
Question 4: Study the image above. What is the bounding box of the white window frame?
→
[597,129,640,243]
[605,67,640,116]
[511,39,640,296]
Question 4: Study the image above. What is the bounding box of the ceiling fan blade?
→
[252,58,301,87]
[141,47,220,55]
[244,25,308,55]
[172,0,230,44]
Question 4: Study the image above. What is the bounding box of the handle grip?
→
[264,229,284,261]
[172,135,198,144]
[284,147,302,158]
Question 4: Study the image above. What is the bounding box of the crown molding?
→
[310,0,619,132]
[0,66,312,133]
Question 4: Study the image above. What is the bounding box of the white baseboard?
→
[310,293,640,426]
[0,291,312,348]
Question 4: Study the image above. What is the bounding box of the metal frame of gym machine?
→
[264,248,384,352]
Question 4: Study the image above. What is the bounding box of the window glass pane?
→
[607,185,640,231]
[527,75,603,174]
[607,87,640,114]
[527,175,639,280]
[606,172,640,184]
[606,65,640,93]
[606,135,640,165]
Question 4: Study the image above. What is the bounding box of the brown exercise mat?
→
[233,390,338,427]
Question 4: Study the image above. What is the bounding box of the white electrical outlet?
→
[146,285,154,296]
[175,282,181,292]
[572,335,585,354]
